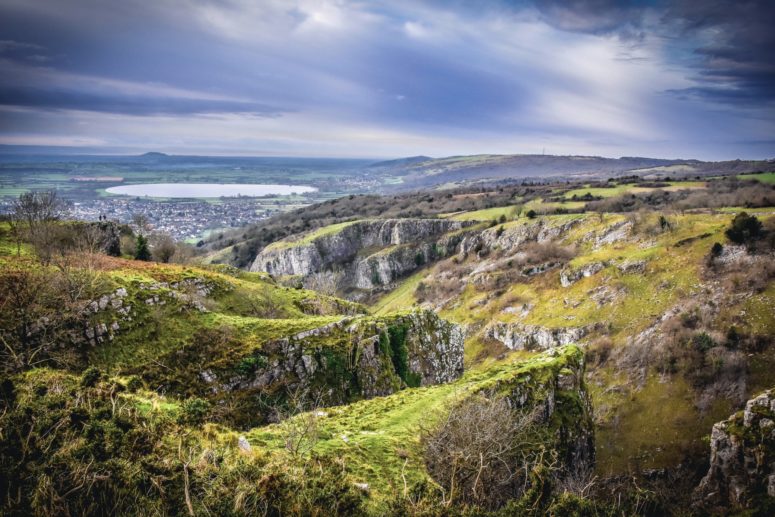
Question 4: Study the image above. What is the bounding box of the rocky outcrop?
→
[592,220,632,248]
[251,219,476,290]
[484,322,590,351]
[478,345,595,473]
[695,388,775,510]
[459,217,582,256]
[203,309,465,406]
[617,259,646,274]
[560,261,607,287]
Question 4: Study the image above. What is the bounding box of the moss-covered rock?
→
[695,387,775,512]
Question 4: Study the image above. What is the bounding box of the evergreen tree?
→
[134,234,151,261]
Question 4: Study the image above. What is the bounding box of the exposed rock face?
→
[695,388,775,510]
[251,219,475,290]
[484,322,590,351]
[204,309,465,406]
[459,217,582,256]
[617,259,646,274]
[479,346,595,473]
[560,261,607,287]
[592,220,632,248]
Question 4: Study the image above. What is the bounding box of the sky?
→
[0,0,773,160]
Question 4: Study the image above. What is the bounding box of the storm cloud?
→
[0,0,772,158]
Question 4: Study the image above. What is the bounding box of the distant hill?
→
[376,154,774,188]
[366,155,433,172]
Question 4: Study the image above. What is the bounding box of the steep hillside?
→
[2,175,774,514]
[242,195,768,510]
[0,226,468,428]
[251,218,480,295]
[1,218,609,514]
[373,209,775,473]
[0,344,593,515]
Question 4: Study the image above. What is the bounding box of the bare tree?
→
[275,386,322,457]
[12,191,68,265]
[151,232,177,263]
[421,393,542,509]
[131,213,150,233]
[13,190,67,231]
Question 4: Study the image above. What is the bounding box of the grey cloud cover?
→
[0,0,772,158]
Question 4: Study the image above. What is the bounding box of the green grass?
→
[595,374,731,474]
[562,181,705,200]
[738,172,775,184]
[262,220,361,252]
[246,345,584,512]
[448,205,521,222]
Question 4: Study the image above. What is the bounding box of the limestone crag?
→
[485,322,591,351]
[591,220,632,248]
[560,261,607,287]
[203,309,465,406]
[695,388,775,510]
[251,218,476,290]
[459,217,582,256]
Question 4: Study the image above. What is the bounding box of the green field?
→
[562,181,706,200]
[738,172,775,184]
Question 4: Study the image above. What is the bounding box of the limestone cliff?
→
[201,308,465,407]
[695,388,775,511]
[458,216,582,256]
[250,219,476,290]
[484,322,592,351]
[477,345,596,472]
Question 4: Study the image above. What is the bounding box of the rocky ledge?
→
[695,388,775,511]
[203,308,465,407]
[484,322,592,351]
[251,218,476,290]
[477,345,596,473]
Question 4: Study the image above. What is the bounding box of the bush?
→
[421,394,540,509]
[80,366,101,387]
[725,212,762,245]
[526,209,537,219]
[178,397,211,425]
[125,376,143,392]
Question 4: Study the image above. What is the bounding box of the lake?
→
[105,183,317,198]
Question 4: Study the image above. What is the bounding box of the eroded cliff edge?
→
[695,388,775,512]
[250,218,477,290]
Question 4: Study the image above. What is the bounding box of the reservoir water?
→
[105,183,317,198]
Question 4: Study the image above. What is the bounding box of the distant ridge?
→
[378,153,774,188]
[367,155,433,169]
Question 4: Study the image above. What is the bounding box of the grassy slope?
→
[371,209,775,474]
[262,220,361,252]
[246,345,584,512]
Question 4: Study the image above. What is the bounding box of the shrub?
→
[178,397,211,425]
[421,394,540,509]
[725,212,762,245]
[80,366,101,387]
[125,376,143,392]
[692,332,715,352]
[526,209,537,219]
